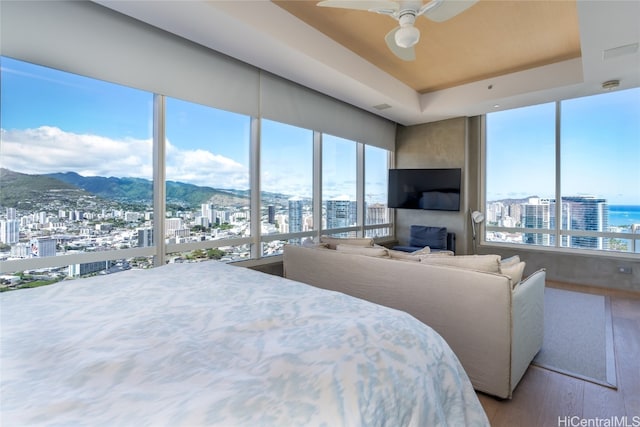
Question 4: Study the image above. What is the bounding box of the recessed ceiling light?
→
[493,104,500,108]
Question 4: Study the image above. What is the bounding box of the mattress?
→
[1,260,488,426]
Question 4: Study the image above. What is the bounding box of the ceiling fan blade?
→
[317,0,399,13]
[421,0,478,22]
[385,27,416,61]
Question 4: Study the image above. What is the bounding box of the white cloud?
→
[261,169,312,197]
[0,126,369,197]
[1,126,152,178]
[164,141,248,189]
[0,126,249,189]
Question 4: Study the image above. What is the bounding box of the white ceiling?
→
[95,0,639,126]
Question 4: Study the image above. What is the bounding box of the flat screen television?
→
[388,168,461,211]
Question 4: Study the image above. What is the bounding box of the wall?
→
[395,117,640,293]
[395,117,473,254]
[477,246,640,293]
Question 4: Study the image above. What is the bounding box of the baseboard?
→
[546,280,640,299]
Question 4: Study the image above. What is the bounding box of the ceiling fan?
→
[317,0,478,61]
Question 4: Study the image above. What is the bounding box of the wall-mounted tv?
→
[388,168,461,211]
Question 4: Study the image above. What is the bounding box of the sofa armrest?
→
[510,269,546,393]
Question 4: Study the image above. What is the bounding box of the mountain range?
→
[0,168,253,211]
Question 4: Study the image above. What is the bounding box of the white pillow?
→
[320,236,374,250]
[501,261,526,288]
[416,252,454,262]
[420,254,502,273]
[387,249,421,262]
[301,238,328,249]
[335,244,389,258]
[411,246,431,255]
[500,255,521,267]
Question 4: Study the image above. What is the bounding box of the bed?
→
[1,260,489,426]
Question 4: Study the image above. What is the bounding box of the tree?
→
[206,248,226,260]
[192,249,206,259]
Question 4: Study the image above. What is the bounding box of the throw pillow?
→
[420,254,502,273]
[501,261,526,289]
[320,236,374,250]
[411,246,431,255]
[387,249,421,262]
[409,225,447,250]
[500,255,521,267]
[335,244,389,258]
[416,252,454,261]
[301,238,329,249]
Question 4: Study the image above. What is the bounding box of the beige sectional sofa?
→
[283,238,546,399]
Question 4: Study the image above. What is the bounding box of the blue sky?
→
[1,56,637,206]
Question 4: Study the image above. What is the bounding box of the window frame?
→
[480,92,640,259]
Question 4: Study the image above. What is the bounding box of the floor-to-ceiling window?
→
[484,87,640,254]
[364,144,391,238]
[0,56,154,288]
[0,57,393,289]
[260,119,314,255]
[322,134,358,237]
[164,97,251,262]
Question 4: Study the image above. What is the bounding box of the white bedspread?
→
[1,261,488,426]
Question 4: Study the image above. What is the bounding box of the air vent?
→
[602,79,620,90]
[373,103,392,110]
[603,43,639,60]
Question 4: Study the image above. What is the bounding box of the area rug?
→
[532,287,617,388]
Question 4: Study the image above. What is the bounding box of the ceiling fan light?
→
[394,26,420,48]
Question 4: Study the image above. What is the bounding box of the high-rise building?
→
[522,198,552,245]
[68,261,108,277]
[137,227,153,248]
[288,197,303,234]
[201,203,215,226]
[1,208,19,244]
[165,218,184,237]
[366,203,388,225]
[29,238,56,258]
[268,205,276,225]
[562,196,609,250]
[326,198,357,236]
[520,196,607,249]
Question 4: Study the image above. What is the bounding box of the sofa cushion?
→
[501,261,526,289]
[335,244,389,258]
[410,226,447,249]
[420,254,502,273]
[320,236,374,250]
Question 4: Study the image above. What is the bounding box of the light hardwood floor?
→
[478,281,640,427]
